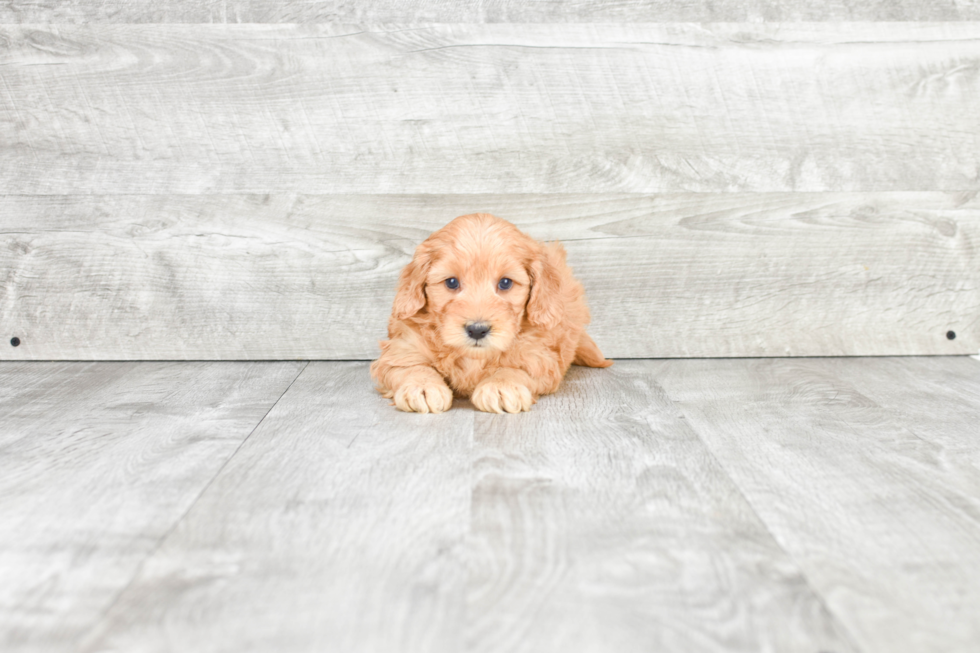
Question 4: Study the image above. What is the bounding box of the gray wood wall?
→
[1,7,978,359]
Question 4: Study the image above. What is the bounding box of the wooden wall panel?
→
[2,20,977,359]
[3,1,980,23]
[2,24,979,194]
[1,193,976,360]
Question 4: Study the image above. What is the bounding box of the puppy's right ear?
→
[392,243,432,320]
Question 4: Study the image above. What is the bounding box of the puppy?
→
[371,213,612,413]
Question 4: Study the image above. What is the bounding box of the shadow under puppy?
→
[371,213,612,413]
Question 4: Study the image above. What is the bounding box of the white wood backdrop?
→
[2,1,980,23]
[1,19,978,359]
[3,24,980,194]
[1,193,976,359]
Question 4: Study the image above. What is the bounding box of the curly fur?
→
[370,213,612,413]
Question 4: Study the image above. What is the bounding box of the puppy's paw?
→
[472,377,534,414]
[393,380,453,414]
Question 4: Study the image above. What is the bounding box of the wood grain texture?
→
[826,356,980,459]
[1,192,976,360]
[0,360,305,653]
[3,0,980,23]
[653,356,980,653]
[76,362,857,653]
[5,358,980,651]
[2,23,979,194]
[81,362,474,653]
[466,363,856,653]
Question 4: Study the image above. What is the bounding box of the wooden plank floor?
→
[2,357,979,652]
[0,361,307,653]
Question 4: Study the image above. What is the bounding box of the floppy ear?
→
[392,243,432,320]
[526,243,565,330]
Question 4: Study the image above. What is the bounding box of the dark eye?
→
[445,277,459,290]
[498,278,513,291]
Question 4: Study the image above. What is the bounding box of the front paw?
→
[472,377,534,414]
[393,380,453,414]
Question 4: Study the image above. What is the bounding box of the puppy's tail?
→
[573,332,613,368]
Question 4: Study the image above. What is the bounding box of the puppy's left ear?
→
[392,243,432,320]
[526,243,565,330]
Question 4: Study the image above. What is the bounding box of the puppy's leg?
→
[380,364,454,414]
[472,368,536,414]
[573,332,613,368]
[372,334,454,414]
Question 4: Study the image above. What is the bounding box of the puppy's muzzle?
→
[465,321,491,341]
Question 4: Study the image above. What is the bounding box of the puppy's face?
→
[393,214,546,359]
[426,251,531,358]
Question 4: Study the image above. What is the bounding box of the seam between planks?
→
[78,361,311,647]
[657,378,868,653]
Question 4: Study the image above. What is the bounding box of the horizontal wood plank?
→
[1,193,976,359]
[653,356,980,653]
[3,1,980,23]
[2,23,979,194]
[0,360,305,653]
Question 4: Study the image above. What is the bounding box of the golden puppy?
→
[371,213,611,413]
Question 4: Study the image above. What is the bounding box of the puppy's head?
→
[392,213,562,358]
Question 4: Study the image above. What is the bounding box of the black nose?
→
[465,322,491,341]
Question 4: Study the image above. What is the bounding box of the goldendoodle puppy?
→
[371,213,612,413]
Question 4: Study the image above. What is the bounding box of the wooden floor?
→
[2,357,979,653]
